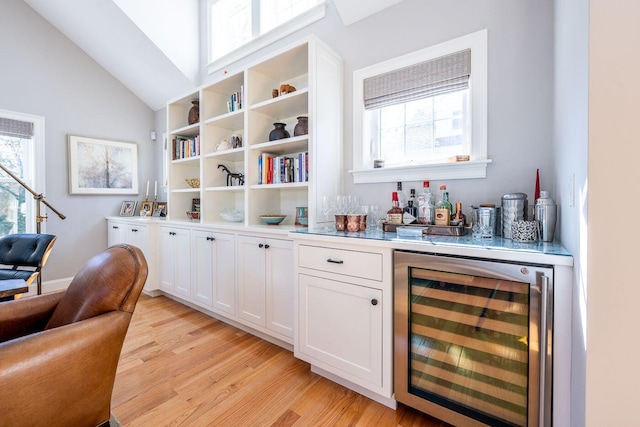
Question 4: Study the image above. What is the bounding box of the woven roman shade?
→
[0,118,34,139]
[363,48,471,110]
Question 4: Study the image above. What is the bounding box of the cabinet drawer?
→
[298,245,383,281]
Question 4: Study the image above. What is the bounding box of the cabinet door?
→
[212,232,235,315]
[107,221,125,246]
[237,235,266,327]
[298,273,383,387]
[191,230,214,307]
[127,223,149,255]
[265,238,293,338]
[159,226,191,296]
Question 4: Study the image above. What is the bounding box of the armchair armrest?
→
[0,291,63,343]
[0,311,131,427]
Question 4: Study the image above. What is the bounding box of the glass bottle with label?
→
[451,202,466,226]
[387,191,403,224]
[435,185,452,226]
[396,182,406,209]
[417,181,435,224]
[403,199,418,224]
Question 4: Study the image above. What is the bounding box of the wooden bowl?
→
[185,178,200,188]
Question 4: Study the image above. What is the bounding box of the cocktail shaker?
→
[535,191,557,242]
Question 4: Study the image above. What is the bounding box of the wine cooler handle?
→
[539,274,553,427]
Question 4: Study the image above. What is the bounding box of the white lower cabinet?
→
[191,229,235,314]
[294,240,394,408]
[159,225,191,297]
[107,219,158,291]
[237,235,293,341]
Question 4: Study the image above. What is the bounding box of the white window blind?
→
[363,49,471,110]
[0,118,34,139]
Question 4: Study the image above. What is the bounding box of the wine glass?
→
[336,195,348,215]
[321,196,335,230]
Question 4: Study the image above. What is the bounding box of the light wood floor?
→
[112,294,451,426]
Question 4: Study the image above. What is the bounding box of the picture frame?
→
[153,202,167,218]
[139,200,154,216]
[68,135,138,195]
[119,201,137,217]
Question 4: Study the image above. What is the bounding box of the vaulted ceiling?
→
[24,0,403,111]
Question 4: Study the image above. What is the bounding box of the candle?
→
[145,180,149,198]
[154,181,157,198]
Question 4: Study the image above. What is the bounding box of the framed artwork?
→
[139,201,154,216]
[68,135,138,195]
[153,202,167,217]
[119,201,137,217]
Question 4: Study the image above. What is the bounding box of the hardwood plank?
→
[112,295,450,426]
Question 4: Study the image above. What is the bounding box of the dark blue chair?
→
[0,233,56,295]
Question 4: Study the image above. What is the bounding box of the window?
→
[208,0,325,71]
[351,30,490,184]
[0,110,44,236]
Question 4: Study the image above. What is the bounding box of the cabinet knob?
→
[169,232,176,236]
[327,258,344,264]
[258,243,264,248]
[207,236,215,241]
[371,299,378,306]
[264,244,270,249]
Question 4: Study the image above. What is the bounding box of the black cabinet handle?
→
[327,258,344,264]
[206,236,215,241]
[112,226,119,229]
[258,243,264,248]
[131,229,138,232]
[371,299,378,306]
[169,232,176,236]
[264,244,270,249]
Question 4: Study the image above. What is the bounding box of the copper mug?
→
[335,215,347,231]
[347,215,360,232]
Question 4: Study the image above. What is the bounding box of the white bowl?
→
[220,209,244,222]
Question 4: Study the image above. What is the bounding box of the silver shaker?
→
[535,191,557,242]
[502,193,528,239]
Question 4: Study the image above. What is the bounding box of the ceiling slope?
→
[332,0,405,25]
[24,0,197,111]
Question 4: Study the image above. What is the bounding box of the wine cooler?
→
[394,251,553,427]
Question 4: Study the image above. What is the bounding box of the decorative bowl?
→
[220,209,244,222]
[260,214,286,225]
[185,178,200,188]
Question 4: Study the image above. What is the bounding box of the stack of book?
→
[258,152,308,185]
[172,135,200,160]
[227,86,244,113]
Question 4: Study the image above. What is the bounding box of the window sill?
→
[349,159,492,184]
[207,3,326,75]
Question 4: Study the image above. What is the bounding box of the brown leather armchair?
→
[0,244,149,427]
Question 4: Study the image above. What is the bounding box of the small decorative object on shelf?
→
[119,201,137,217]
[186,211,200,221]
[269,123,290,141]
[279,84,296,94]
[220,208,244,222]
[231,134,242,148]
[188,100,199,125]
[217,164,244,186]
[260,214,286,225]
[185,178,200,188]
[153,202,167,218]
[215,139,231,152]
[294,116,308,136]
[139,200,154,217]
[272,89,279,98]
[295,206,308,226]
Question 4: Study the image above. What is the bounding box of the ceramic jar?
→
[188,100,199,125]
[269,122,290,141]
[294,116,308,136]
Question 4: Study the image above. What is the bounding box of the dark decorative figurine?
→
[218,164,244,187]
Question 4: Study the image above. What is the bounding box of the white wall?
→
[554,0,589,425]
[0,0,156,280]
[587,0,640,424]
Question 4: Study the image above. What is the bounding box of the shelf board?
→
[250,89,308,119]
[170,123,200,136]
[250,182,308,190]
[250,136,308,155]
[171,156,200,165]
[204,147,245,162]
[172,188,201,193]
[203,109,244,130]
[204,185,245,192]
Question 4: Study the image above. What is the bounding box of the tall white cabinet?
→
[166,35,342,229]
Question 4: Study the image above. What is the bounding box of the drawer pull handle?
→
[169,232,176,236]
[112,226,119,229]
[371,298,378,306]
[131,229,138,232]
[259,243,264,248]
[264,244,270,249]
[327,258,343,264]
[206,236,215,241]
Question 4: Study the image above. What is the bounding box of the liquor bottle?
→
[386,191,403,224]
[403,200,418,224]
[396,182,406,209]
[435,185,452,226]
[451,202,466,226]
[417,181,435,224]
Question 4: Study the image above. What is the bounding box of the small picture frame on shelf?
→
[119,201,137,217]
[139,200,154,217]
[153,202,167,217]
[192,198,200,213]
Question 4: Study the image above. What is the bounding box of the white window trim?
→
[350,29,490,184]
[0,109,45,234]
[207,1,326,74]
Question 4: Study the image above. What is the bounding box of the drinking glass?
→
[321,196,335,230]
[336,195,348,215]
